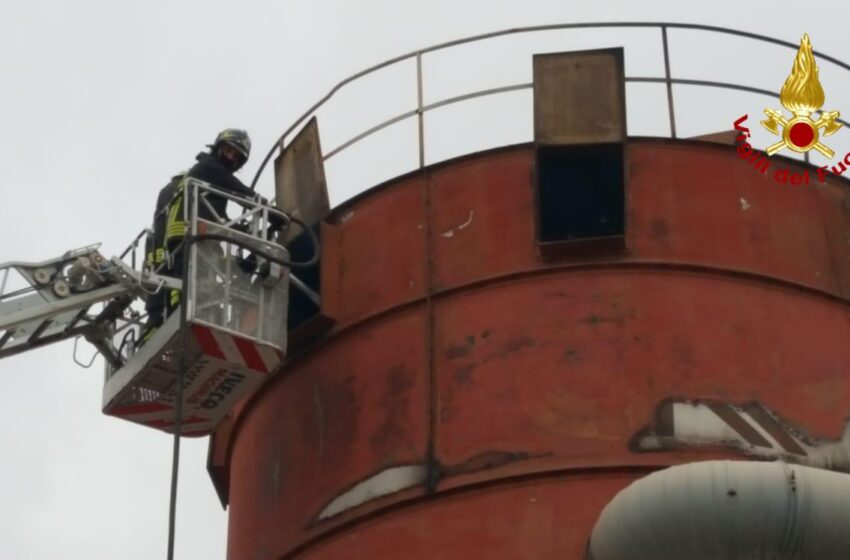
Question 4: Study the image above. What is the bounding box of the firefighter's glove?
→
[257,260,271,280]
[255,195,287,232]
[237,252,258,274]
[268,212,286,231]
[232,221,251,234]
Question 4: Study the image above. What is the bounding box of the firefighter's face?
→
[219,143,245,169]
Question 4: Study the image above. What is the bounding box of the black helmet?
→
[210,128,251,161]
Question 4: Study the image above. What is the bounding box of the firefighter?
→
[139,128,254,346]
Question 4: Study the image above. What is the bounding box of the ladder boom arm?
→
[0,246,181,361]
[0,283,129,332]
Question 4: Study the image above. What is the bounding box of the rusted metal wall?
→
[223,140,850,559]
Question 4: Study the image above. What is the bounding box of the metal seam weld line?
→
[423,166,438,494]
[279,464,665,560]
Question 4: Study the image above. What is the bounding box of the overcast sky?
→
[1,1,849,558]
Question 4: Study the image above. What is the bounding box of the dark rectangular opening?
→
[536,143,625,254]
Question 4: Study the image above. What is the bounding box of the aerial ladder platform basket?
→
[104,180,291,436]
[0,178,305,437]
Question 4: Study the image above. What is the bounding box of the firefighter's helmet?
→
[210,128,251,161]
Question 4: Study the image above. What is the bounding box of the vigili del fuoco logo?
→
[733,34,847,184]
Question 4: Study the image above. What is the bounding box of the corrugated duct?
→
[587,460,850,560]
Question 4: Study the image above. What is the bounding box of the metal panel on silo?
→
[274,116,330,241]
[533,48,626,145]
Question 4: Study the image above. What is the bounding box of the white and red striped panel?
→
[191,323,284,374]
[105,324,284,436]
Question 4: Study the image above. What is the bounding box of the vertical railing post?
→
[416,52,425,168]
[661,25,677,139]
[0,269,8,299]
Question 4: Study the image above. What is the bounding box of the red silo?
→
[206,25,850,559]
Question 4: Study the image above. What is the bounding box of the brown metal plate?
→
[274,117,330,239]
[533,48,626,145]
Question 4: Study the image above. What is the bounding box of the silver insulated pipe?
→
[587,460,850,560]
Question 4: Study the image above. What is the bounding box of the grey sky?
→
[1,1,848,558]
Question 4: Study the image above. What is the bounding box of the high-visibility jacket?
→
[144,152,257,322]
[161,152,254,251]
[145,173,184,270]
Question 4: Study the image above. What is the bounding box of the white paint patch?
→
[340,210,355,224]
[673,402,741,442]
[457,210,474,230]
[673,402,787,454]
[740,197,751,211]
[441,210,474,238]
[318,464,426,520]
